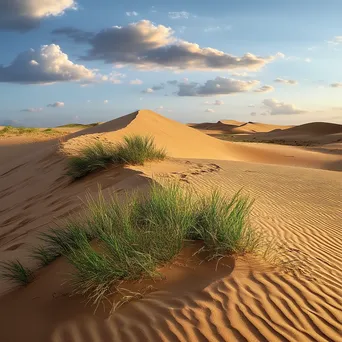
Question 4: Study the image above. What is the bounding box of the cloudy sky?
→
[1,0,342,127]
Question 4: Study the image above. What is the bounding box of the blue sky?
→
[0,0,342,127]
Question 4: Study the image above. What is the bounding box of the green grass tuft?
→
[0,260,33,286]
[63,183,269,307]
[66,136,166,179]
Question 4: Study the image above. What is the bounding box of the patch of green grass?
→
[63,183,270,307]
[0,260,33,286]
[0,126,39,136]
[1,182,278,305]
[66,136,166,179]
[0,126,61,136]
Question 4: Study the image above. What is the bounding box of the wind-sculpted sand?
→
[0,110,341,341]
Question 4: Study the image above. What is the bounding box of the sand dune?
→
[0,110,341,341]
[190,120,293,135]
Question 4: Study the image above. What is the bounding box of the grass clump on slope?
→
[1,182,276,307]
[0,260,33,286]
[66,135,166,179]
[62,183,267,307]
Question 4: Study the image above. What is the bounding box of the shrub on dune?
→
[66,136,166,179]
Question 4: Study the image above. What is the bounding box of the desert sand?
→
[0,110,341,342]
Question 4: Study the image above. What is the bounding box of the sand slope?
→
[63,110,342,171]
[190,120,293,135]
[0,159,341,342]
[0,110,341,341]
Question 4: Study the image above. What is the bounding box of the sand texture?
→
[0,110,341,342]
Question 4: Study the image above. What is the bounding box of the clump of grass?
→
[64,183,270,307]
[2,182,278,306]
[0,260,33,286]
[66,136,166,179]
[116,136,166,165]
[66,141,118,179]
[31,221,92,267]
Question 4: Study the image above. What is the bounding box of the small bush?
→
[0,260,33,286]
[66,136,166,179]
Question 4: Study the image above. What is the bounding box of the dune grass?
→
[0,126,61,137]
[0,260,33,286]
[59,183,266,307]
[66,136,167,179]
[1,182,276,307]
[57,123,99,128]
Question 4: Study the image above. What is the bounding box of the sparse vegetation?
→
[0,126,61,137]
[56,183,269,307]
[66,136,167,179]
[1,182,278,306]
[0,260,33,286]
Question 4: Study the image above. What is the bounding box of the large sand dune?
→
[0,110,341,341]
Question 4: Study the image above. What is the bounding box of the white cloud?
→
[142,88,154,93]
[254,85,274,93]
[327,36,342,45]
[250,112,257,116]
[304,58,311,63]
[21,107,43,113]
[248,104,255,108]
[330,82,342,88]
[100,72,126,84]
[0,44,95,84]
[104,100,109,104]
[205,108,215,113]
[168,11,190,19]
[231,71,249,77]
[262,99,306,115]
[130,79,143,85]
[126,11,138,16]
[175,77,259,96]
[82,20,283,71]
[0,0,76,31]
[47,101,64,108]
[274,78,298,85]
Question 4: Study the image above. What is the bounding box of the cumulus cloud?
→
[126,11,138,16]
[130,79,143,85]
[21,107,43,112]
[262,99,306,115]
[100,72,126,84]
[274,78,298,85]
[205,108,215,113]
[330,82,342,88]
[175,77,259,96]
[254,85,274,93]
[0,44,95,84]
[47,101,64,108]
[168,11,190,19]
[0,0,76,31]
[80,20,282,71]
